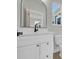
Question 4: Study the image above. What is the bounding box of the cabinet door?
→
[40,42,49,59]
[40,42,53,59]
[17,44,39,59]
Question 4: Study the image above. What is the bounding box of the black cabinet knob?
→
[46,55,48,58]
[47,42,49,45]
[37,45,40,47]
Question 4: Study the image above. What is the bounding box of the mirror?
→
[17,0,47,28]
[51,2,62,25]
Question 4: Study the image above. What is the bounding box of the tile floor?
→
[53,52,61,59]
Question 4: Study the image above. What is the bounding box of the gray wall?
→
[17,0,21,28]
[44,0,62,34]
[17,0,47,28]
[17,0,62,34]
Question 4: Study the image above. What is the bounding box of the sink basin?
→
[18,28,47,33]
[17,28,53,36]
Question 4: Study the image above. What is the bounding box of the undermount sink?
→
[17,31,53,37]
[17,28,53,36]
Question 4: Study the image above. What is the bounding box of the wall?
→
[17,0,62,34]
[17,0,21,28]
[17,0,47,28]
[44,0,62,34]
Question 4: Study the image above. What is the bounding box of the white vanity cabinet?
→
[17,44,40,59]
[40,42,52,59]
[17,33,53,59]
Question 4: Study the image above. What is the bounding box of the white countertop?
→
[18,32,54,37]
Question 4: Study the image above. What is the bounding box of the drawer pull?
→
[46,55,48,58]
[47,43,49,45]
[37,45,40,47]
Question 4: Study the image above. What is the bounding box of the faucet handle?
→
[39,25,41,28]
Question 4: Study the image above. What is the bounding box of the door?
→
[17,44,39,59]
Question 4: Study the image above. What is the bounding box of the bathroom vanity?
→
[17,32,53,59]
[17,0,53,59]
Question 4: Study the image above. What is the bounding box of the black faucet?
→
[34,23,38,32]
